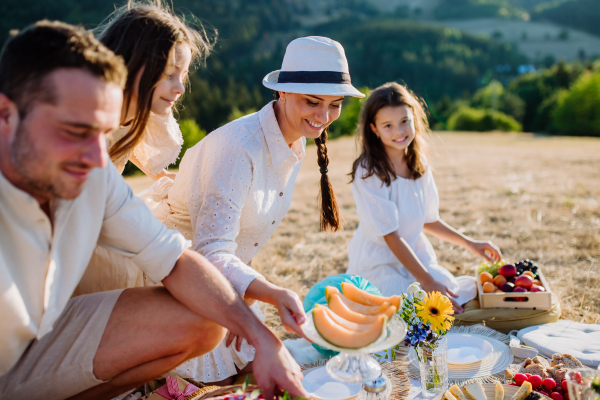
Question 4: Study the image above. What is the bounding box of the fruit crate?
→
[475,267,553,310]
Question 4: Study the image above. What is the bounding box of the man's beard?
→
[9,122,64,199]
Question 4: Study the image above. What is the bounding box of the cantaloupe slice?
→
[325,286,390,315]
[341,282,401,310]
[313,306,387,349]
[314,304,372,332]
[327,293,397,324]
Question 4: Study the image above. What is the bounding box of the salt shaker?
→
[359,374,392,400]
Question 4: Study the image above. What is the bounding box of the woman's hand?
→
[420,279,463,314]
[245,279,307,338]
[466,240,502,262]
[271,288,307,338]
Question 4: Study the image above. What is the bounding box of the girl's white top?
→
[109,111,184,176]
[346,162,459,296]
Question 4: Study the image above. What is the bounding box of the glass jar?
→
[566,368,600,400]
[416,337,448,398]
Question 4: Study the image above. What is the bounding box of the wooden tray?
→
[475,267,553,310]
[437,383,552,400]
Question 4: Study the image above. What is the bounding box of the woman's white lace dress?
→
[161,101,305,382]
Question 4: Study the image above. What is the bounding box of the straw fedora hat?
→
[263,36,365,98]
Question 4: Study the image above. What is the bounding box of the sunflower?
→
[415,291,455,332]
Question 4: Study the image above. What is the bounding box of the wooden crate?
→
[475,267,553,310]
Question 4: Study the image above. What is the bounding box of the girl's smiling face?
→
[151,42,191,115]
[370,104,415,155]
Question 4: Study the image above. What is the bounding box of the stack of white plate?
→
[447,333,494,366]
[301,367,363,400]
[409,332,513,382]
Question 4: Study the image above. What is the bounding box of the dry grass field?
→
[126,132,600,339]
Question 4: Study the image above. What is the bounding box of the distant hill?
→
[438,18,600,63]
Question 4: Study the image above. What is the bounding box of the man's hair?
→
[0,20,127,117]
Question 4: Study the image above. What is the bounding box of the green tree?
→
[447,107,522,131]
[551,72,600,136]
[177,119,206,165]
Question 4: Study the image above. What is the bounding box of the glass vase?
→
[416,337,448,398]
[566,368,600,400]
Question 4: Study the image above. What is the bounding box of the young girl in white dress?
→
[347,82,502,312]
[74,1,213,295]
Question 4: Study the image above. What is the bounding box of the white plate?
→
[454,276,478,306]
[447,333,494,364]
[302,366,362,400]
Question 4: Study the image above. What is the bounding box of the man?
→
[0,21,307,400]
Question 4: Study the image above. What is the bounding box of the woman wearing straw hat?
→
[149,36,365,385]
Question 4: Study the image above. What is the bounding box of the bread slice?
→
[450,385,471,400]
[509,381,532,400]
[495,382,505,400]
[561,354,583,369]
[463,382,488,400]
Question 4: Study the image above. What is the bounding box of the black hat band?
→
[277,71,351,85]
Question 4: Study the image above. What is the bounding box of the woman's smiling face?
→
[280,92,344,140]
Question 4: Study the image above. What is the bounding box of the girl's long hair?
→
[274,91,341,232]
[350,82,430,186]
[97,0,214,163]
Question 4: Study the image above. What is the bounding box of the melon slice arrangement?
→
[312,283,399,349]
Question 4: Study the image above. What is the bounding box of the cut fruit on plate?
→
[327,293,396,324]
[340,282,401,309]
[312,306,387,349]
[313,305,372,332]
[325,287,391,315]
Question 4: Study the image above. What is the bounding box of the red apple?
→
[514,286,528,292]
[515,275,534,290]
[499,264,517,279]
[531,284,545,292]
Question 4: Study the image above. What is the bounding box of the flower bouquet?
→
[380,282,455,398]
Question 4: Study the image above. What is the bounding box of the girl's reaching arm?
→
[384,231,463,313]
[423,219,502,262]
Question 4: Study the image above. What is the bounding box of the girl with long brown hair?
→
[100,0,212,177]
[347,82,502,312]
[76,0,212,293]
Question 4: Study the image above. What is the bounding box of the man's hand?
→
[251,330,308,400]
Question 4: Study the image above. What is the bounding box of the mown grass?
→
[126,132,600,340]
